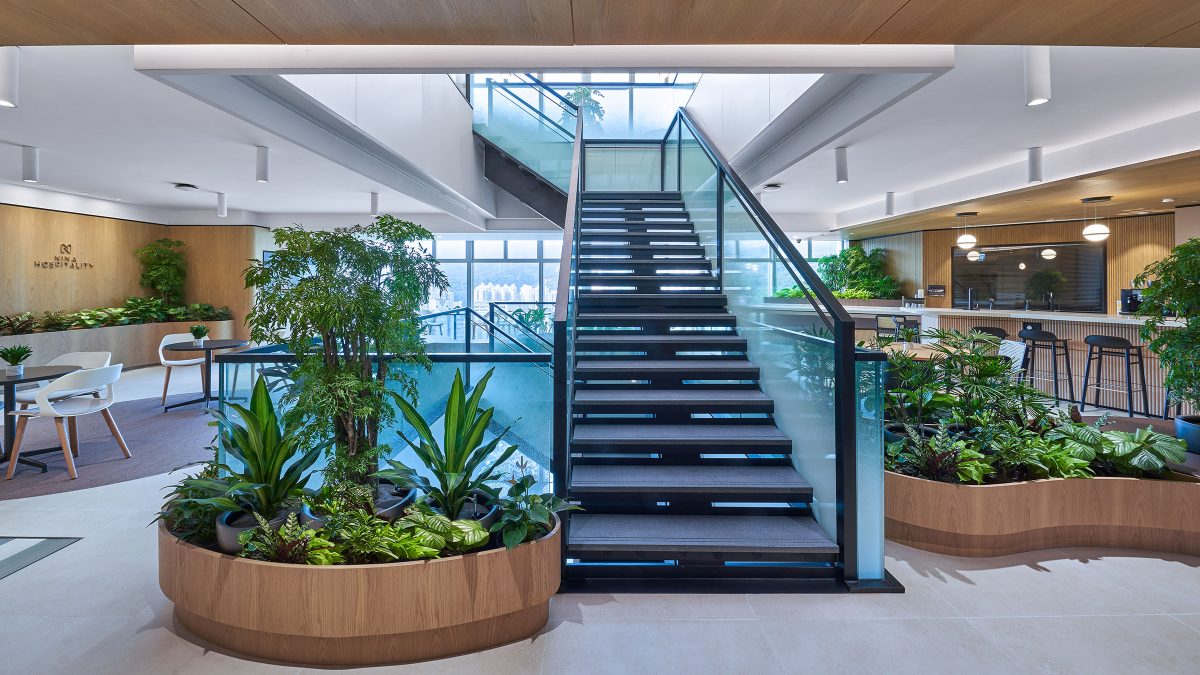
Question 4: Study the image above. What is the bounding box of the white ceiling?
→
[0,46,437,217]
[760,45,1200,225]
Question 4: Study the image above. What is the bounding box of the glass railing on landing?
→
[472,74,578,192]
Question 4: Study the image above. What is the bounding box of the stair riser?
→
[565,550,839,564]
[579,247,705,257]
[568,499,814,514]
[581,233,699,243]
[572,402,771,415]
[581,222,696,232]
[575,339,746,352]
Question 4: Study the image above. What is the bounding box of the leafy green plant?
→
[0,345,33,366]
[815,246,902,300]
[244,216,447,486]
[238,512,343,565]
[155,456,224,546]
[1097,428,1187,477]
[394,505,489,555]
[1025,268,1068,304]
[185,378,323,519]
[832,288,874,300]
[122,296,167,324]
[0,312,37,336]
[37,311,74,332]
[560,86,605,130]
[190,324,210,339]
[135,238,187,305]
[490,474,578,550]
[511,306,550,333]
[886,424,991,484]
[327,510,439,564]
[377,367,517,519]
[1135,238,1200,409]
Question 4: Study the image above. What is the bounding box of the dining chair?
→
[158,333,205,405]
[6,364,130,480]
[13,351,112,409]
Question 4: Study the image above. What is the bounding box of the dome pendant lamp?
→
[955,211,979,249]
[1080,196,1111,242]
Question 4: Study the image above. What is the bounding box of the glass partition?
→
[472,74,576,191]
[583,143,661,191]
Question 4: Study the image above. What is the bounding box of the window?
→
[474,240,504,259]
[435,239,466,259]
[429,237,563,311]
[507,240,538,259]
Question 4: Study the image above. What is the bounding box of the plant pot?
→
[1175,416,1200,455]
[215,510,286,554]
[883,423,906,445]
[192,338,206,347]
[456,489,500,530]
[298,486,418,529]
[4,364,24,377]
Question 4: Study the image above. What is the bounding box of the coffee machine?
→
[1120,288,1142,315]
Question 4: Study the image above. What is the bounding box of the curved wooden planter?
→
[886,471,1200,558]
[158,518,561,666]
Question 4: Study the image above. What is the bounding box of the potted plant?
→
[1135,238,1200,452]
[177,378,323,553]
[189,324,209,346]
[0,345,32,377]
[490,471,579,549]
[376,367,516,529]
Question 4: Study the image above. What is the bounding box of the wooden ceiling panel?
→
[570,0,908,45]
[0,0,280,45]
[866,0,1200,47]
[234,0,574,45]
[843,152,1200,240]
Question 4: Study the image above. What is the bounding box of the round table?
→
[2,365,80,472]
[163,339,249,411]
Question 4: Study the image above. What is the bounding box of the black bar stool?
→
[1019,328,1075,403]
[1079,335,1149,417]
[972,326,1008,340]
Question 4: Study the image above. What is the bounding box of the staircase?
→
[565,190,839,580]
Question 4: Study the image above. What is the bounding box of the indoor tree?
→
[1135,238,1200,434]
[560,86,605,132]
[244,216,448,485]
[134,238,187,306]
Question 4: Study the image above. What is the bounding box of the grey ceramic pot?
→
[215,510,287,555]
[1175,416,1200,454]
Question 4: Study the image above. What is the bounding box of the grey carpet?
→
[0,395,215,500]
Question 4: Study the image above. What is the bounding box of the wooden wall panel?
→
[0,204,157,315]
[857,231,923,297]
[916,214,1174,312]
[1,203,262,340]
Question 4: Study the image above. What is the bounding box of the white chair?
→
[158,333,205,405]
[6,365,130,480]
[13,352,112,408]
[998,339,1028,382]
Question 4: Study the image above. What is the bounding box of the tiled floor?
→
[0,474,1197,674]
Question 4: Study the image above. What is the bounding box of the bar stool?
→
[972,326,1008,340]
[1078,335,1149,417]
[1019,328,1075,403]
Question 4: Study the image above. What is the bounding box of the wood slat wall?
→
[936,314,1190,417]
[858,231,924,298]
[917,214,1174,312]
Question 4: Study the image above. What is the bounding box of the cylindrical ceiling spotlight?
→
[370,191,380,216]
[885,191,895,216]
[21,145,39,183]
[217,192,228,218]
[1019,262,1027,270]
[1028,147,1043,183]
[1082,222,1110,242]
[1024,46,1052,106]
[966,250,981,262]
[255,146,270,183]
[835,146,848,184]
[0,47,17,108]
[1041,248,1057,260]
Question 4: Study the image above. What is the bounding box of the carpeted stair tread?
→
[567,514,837,553]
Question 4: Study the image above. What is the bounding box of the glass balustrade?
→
[472,74,577,192]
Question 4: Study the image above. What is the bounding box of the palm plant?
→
[376,367,517,519]
[183,377,323,519]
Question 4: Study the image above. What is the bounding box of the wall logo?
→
[33,243,94,270]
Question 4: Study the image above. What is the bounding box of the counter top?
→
[752,302,1183,327]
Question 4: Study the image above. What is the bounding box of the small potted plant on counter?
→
[0,345,33,377]
[189,324,209,346]
[1135,238,1200,453]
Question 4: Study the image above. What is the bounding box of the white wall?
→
[1176,205,1200,245]
[283,74,490,211]
[685,74,821,158]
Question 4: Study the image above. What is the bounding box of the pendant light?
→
[1041,248,1057,260]
[955,211,979,249]
[1080,196,1111,242]
[0,47,17,108]
[966,250,981,262]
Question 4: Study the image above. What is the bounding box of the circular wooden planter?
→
[158,518,561,666]
[886,471,1200,558]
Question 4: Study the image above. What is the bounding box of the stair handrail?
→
[488,302,555,352]
[670,109,853,331]
[488,79,576,140]
[551,112,584,502]
[520,73,579,113]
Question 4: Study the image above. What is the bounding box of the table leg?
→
[3,383,13,458]
[202,349,214,404]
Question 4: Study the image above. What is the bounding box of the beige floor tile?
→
[1066,548,1200,614]
[540,619,784,675]
[551,592,757,622]
[748,575,962,620]
[298,634,546,674]
[761,617,1022,675]
[972,615,1200,675]
[1173,614,1200,634]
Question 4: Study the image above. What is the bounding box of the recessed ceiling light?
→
[762,183,783,192]
[1162,197,1175,203]
[174,183,199,191]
